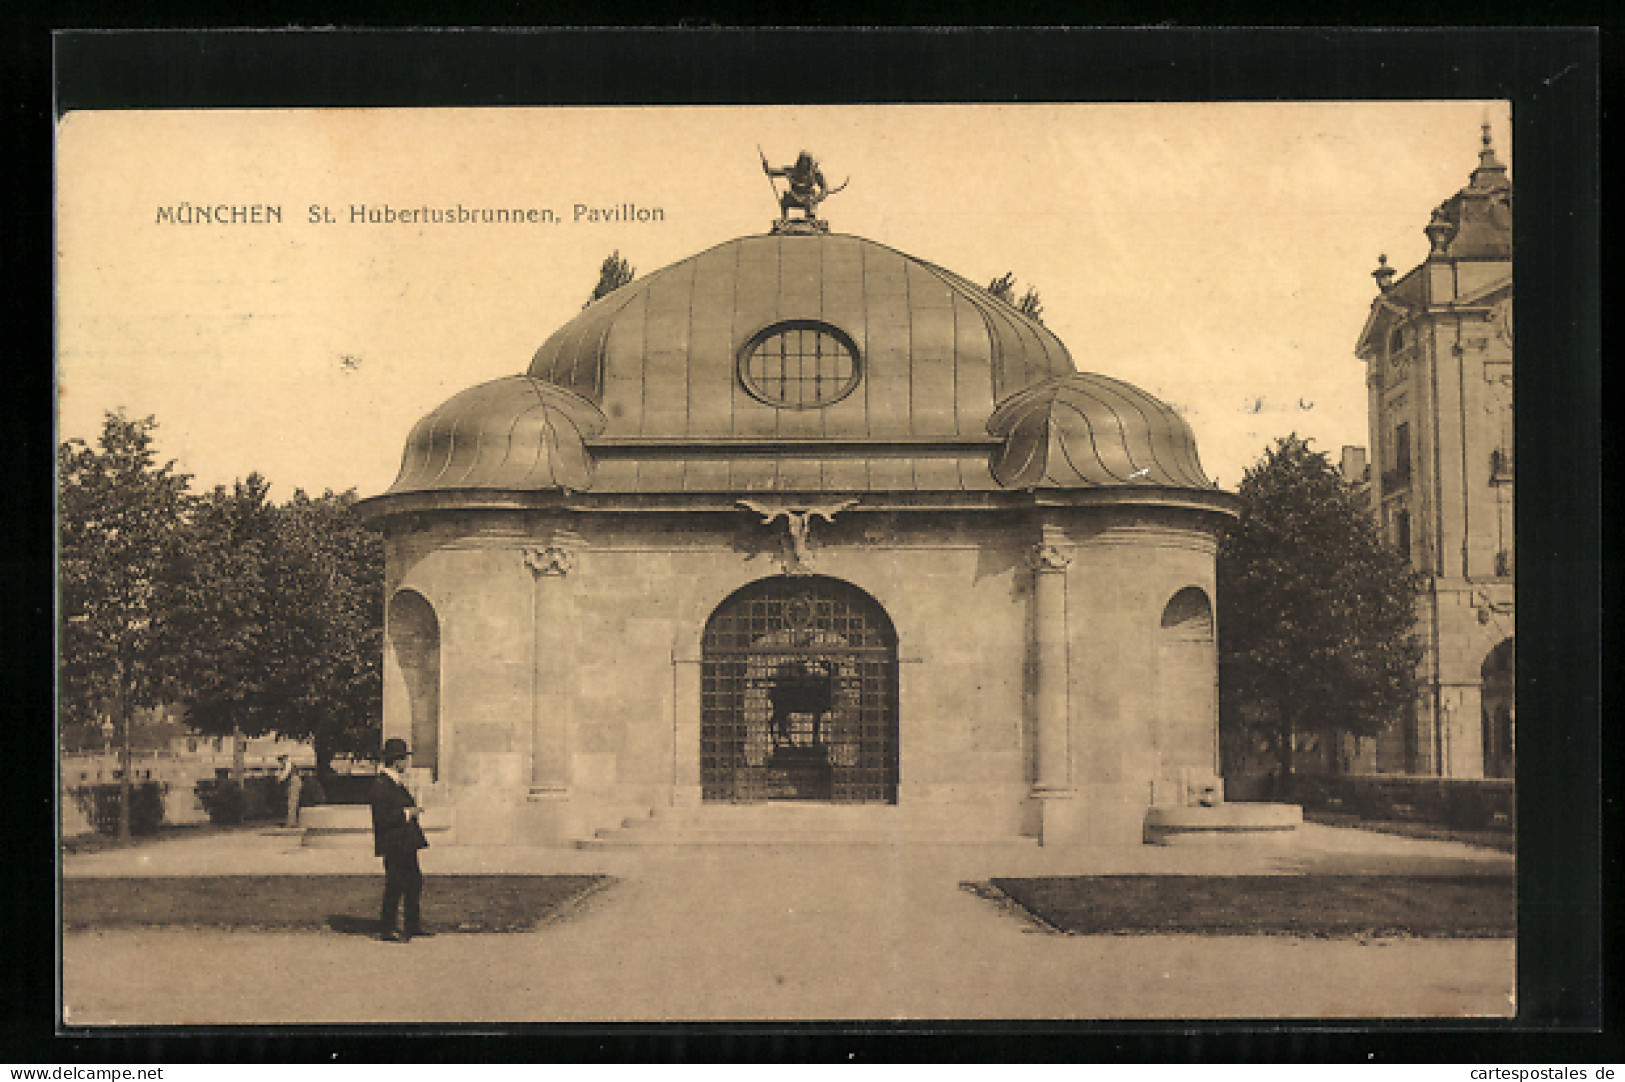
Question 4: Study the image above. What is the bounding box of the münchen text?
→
[155,204,282,225]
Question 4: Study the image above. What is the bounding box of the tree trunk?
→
[1274,717,1296,803]
[231,724,246,784]
[116,678,132,841]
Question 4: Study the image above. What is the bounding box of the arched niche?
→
[1156,586,1218,774]
[387,589,441,780]
[1160,586,1215,638]
[1481,637,1514,779]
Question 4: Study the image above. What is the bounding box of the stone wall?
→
[379,502,1225,845]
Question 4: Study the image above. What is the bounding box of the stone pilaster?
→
[1030,537,1073,796]
[671,644,703,806]
[525,539,576,796]
[1439,683,1487,779]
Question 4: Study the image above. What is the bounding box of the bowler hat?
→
[380,738,411,764]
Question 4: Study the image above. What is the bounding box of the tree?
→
[584,250,635,307]
[154,473,276,781]
[58,412,192,836]
[987,271,1044,322]
[162,484,384,779]
[252,490,384,776]
[1217,435,1422,795]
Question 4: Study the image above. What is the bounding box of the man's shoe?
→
[405,926,436,939]
[379,930,402,942]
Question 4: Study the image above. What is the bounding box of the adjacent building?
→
[1353,126,1515,779]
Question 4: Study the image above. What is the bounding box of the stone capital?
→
[524,545,575,578]
[1029,543,1072,573]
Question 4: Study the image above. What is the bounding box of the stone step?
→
[621,804,907,828]
[579,802,1034,848]
[576,829,1038,849]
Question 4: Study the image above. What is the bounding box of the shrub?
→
[317,772,380,805]
[200,779,247,825]
[241,776,278,819]
[196,776,288,823]
[73,782,166,836]
[299,774,327,806]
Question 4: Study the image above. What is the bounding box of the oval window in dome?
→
[739,322,861,409]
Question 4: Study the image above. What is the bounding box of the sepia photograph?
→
[56,95,1525,1026]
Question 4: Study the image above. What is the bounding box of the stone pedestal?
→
[1143,802,1302,846]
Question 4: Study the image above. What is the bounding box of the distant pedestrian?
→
[275,755,303,828]
[370,738,432,943]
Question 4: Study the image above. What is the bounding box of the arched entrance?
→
[701,576,899,803]
[1481,637,1514,779]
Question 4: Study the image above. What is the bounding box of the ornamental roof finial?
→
[1470,122,1510,190]
[1372,253,1396,292]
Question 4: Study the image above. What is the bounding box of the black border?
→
[12,25,1611,1064]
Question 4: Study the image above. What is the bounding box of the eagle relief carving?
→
[738,499,858,575]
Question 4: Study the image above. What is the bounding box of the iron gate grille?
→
[701,576,899,803]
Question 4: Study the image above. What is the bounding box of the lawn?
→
[62,875,611,934]
[983,875,1515,938]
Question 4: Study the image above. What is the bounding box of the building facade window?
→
[1382,421,1413,491]
[1490,446,1513,482]
[739,322,862,409]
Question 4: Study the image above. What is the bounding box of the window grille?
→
[701,576,898,803]
[739,322,861,409]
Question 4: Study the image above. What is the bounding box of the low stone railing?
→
[1232,773,1514,833]
[299,805,453,848]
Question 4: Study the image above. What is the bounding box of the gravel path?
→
[61,840,1515,1024]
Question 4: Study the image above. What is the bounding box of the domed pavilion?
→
[360,206,1239,847]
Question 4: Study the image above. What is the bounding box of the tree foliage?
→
[60,413,385,778]
[58,412,191,731]
[166,487,384,773]
[251,490,384,772]
[154,474,275,735]
[987,271,1044,322]
[1217,435,1422,785]
[584,250,635,307]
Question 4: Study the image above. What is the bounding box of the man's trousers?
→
[380,850,424,933]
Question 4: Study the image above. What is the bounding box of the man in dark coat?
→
[371,738,431,942]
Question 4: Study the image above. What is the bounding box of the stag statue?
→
[768,658,836,747]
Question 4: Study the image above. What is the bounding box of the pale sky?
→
[55,102,1511,496]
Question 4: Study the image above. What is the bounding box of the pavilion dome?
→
[987,373,1213,489]
[383,229,1217,496]
[527,231,1077,440]
[387,376,604,494]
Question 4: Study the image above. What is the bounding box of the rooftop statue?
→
[760,147,848,232]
